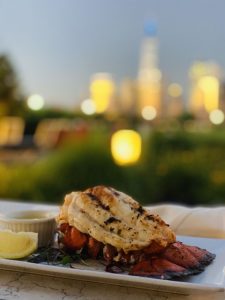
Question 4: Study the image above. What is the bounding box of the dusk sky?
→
[0,0,225,108]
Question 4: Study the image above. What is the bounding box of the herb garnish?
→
[27,246,90,265]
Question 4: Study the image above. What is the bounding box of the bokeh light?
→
[141,106,157,120]
[81,99,96,115]
[90,73,115,113]
[27,94,45,111]
[111,130,142,166]
[198,76,219,112]
[209,109,225,125]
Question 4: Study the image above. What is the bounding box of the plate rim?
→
[0,258,223,295]
[0,235,224,295]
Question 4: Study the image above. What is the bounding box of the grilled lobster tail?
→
[57,186,216,280]
[129,241,215,279]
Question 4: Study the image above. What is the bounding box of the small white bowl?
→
[0,210,57,247]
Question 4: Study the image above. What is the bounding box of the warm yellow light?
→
[141,106,157,120]
[198,76,219,112]
[27,94,45,110]
[111,130,142,166]
[81,99,96,115]
[0,117,24,146]
[209,109,224,125]
[90,74,115,113]
[189,62,207,79]
[168,83,183,98]
[138,82,161,114]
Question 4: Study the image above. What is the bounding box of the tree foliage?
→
[0,54,25,115]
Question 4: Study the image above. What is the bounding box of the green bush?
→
[0,136,143,204]
[1,129,225,206]
[145,130,225,205]
[32,138,125,203]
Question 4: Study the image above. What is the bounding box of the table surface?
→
[0,199,224,300]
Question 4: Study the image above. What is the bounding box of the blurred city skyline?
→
[0,0,225,108]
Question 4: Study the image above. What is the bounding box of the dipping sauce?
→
[5,210,55,220]
[0,209,58,247]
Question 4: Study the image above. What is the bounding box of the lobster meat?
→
[59,223,215,280]
[57,186,215,280]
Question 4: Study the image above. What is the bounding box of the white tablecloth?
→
[0,200,224,300]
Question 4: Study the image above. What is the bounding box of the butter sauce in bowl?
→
[0,210,57,247]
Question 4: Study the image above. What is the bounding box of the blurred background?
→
[0,0,225,206]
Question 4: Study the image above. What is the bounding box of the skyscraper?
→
[137,21,162,119]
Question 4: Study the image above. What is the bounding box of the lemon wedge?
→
[0,230,38,259]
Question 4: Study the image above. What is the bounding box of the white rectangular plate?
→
[0,235,225,295]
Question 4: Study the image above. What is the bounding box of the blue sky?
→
[0,0,225,108]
